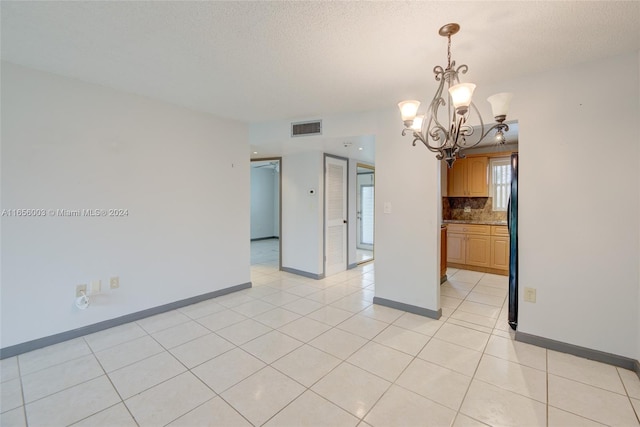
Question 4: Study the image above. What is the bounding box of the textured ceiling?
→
[2,1,639,123]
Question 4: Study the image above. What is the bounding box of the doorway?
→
[324,154,348,277]
[250,158,281,269]
[356,164,374,263]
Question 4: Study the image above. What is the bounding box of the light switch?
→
[90,280,101,294]
[384,202,392,214]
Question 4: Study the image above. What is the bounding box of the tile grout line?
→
[16,348,108,411]
[449,273,495,424]
[182,271,365,422]
[356,315,446,424]
[82,335,140,427]
[250,276,386,425]
[217,269,374,426]
[616,366,640,424]
[83,324,150,354]
[18,336,139,426]
[100,323,227,424]
[15,353,29,427]
[314,324,405,424]
[546,370,638,398]
[546,343,549,426]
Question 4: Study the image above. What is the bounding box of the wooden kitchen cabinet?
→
[490,225,510,271]
[447,156,489,197]
[447,223,509,275]
[447,158,467,197]
[491,236,510,270]
[446,232,466,264]
[466,234,491,267]
[446,224,490,267]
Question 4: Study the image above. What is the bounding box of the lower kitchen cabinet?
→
[446,224,490,267]
[490,225,510,271]
[466,234,491,267]
[446,232,466,264]
[446,223,509,275]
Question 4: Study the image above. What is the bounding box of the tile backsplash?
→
[443,197,507,222]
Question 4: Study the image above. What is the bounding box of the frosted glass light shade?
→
[398,100,420,122]
[448,83,476,109]
[411,116,424,131]
[487,92,513,118]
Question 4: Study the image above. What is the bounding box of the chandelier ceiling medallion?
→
[398,23,513,168]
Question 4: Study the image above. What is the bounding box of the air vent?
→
[291,120,322,137]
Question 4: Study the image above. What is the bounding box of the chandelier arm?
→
[433,66,445,81]
[455,64,468,78]
[453,116,464,146]
[428,103,452,148]
[429,99,448,139]
[428,68,447,130]
[456,101,485,149]
[477,122,510,142]
[405,109,450,155]
[425,110,450,150]
[470,100,511,144]
[428,126,449,146]
[410,131,446,155]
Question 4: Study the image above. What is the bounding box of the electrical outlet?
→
[109,276,120,289]
[76,284,87,297]
[524,287,537,303]
[464,206,471,213]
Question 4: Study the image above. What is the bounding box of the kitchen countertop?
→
[443,219,508,226]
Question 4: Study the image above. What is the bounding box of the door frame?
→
[250,157,282,271]
[323,153,349,277]
[356,163,375,262]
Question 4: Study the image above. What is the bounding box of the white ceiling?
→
[7,1,635,166]
[2,1,639,126]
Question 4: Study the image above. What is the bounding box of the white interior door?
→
[325,156,348,276]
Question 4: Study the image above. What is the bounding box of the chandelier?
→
[398,23,513,168]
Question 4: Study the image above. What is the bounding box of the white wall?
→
[374,109,441,313]
[280,151,324,276]
[475,52,639,359]
[1,62,250,348]
[250,167,276,239]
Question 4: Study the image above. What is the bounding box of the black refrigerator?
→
[508,153,519,330]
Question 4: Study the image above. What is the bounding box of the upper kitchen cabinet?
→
[447,156,488,197]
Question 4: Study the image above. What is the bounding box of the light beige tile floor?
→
[1,239,639,426]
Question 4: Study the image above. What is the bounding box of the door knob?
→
[343,220,347,224]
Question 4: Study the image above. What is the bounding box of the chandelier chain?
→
[447,35,452,69]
